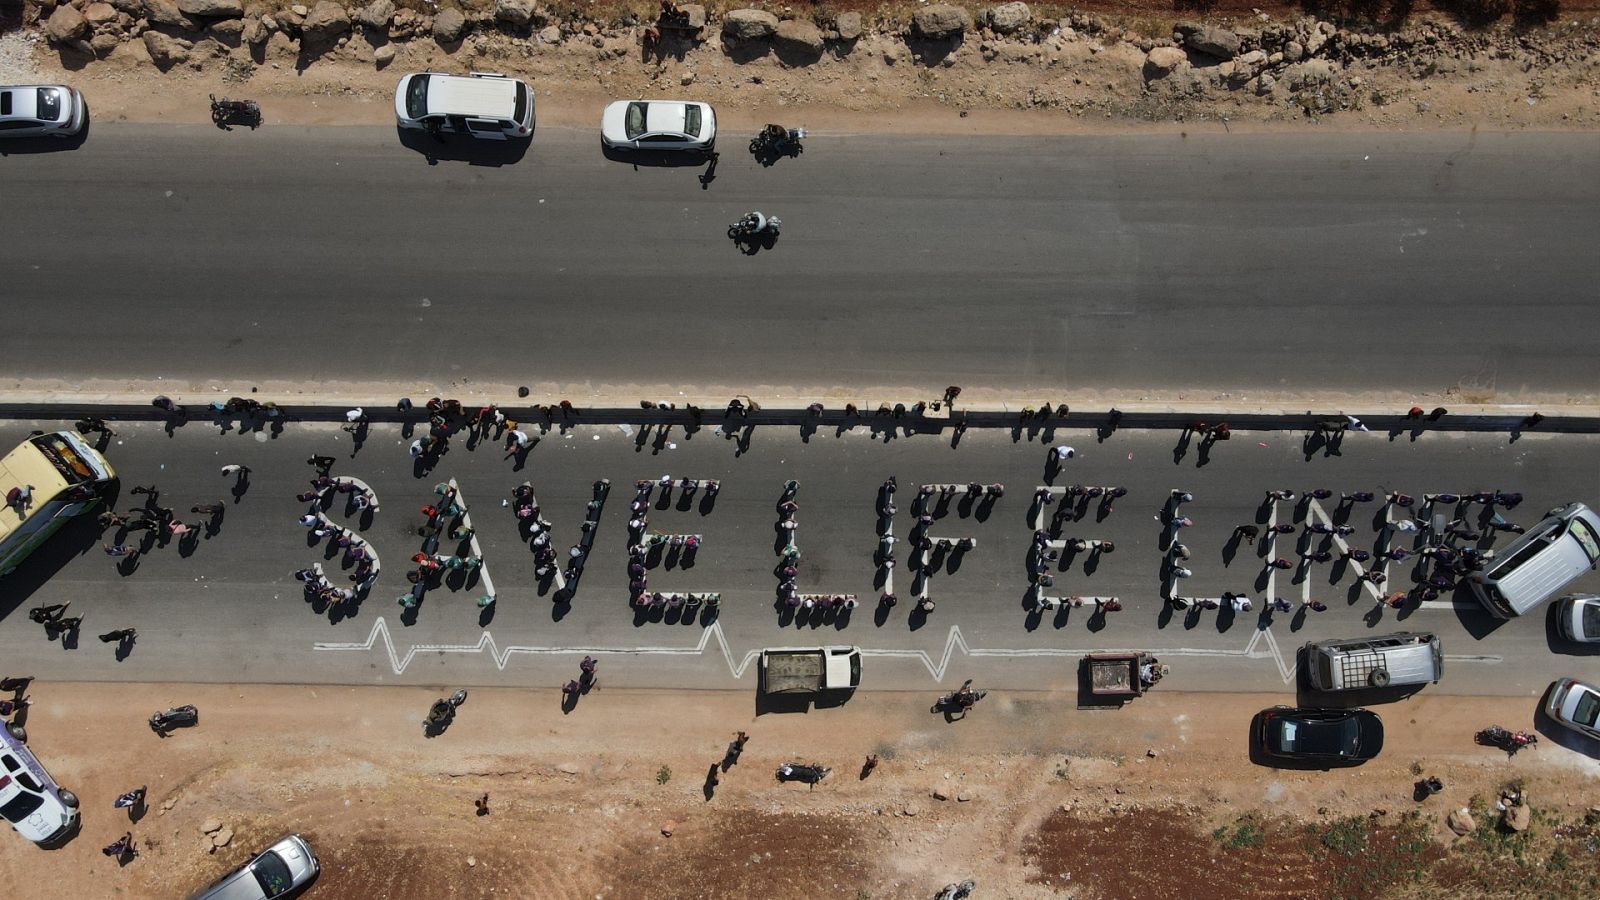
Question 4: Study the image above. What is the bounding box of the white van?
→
[1303,633,1442,692]
[1470,502,1600,618]
[394,72,534,140]
[0,724,80,846]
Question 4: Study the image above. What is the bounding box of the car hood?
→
[600,101,628,140]
[0,785,72,843]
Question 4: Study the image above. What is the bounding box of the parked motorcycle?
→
[210,94,261,131]
[749,123,805,161]
[728,211,781,240]
[936,881,976,900]
[426,689,469,729]
[933,679,986,717]
[1475,725,1537,756]
[775,763,831,786]
[149,705,199,735]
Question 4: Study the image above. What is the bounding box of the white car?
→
[1544,678,1600,740]
[0,724,80,845]
[394,72,534,140]
[600,99,716,152]
[1556,594,1600,642]
[0,84,86,138]
[189,834,320,899]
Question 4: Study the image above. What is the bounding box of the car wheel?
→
[6,722,26,742]
[1369,669,1391,688]
[58,789,79,809]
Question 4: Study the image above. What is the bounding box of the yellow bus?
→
[0,431,116,577]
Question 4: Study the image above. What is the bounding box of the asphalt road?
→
[3,127,1599,397]
[1,416,1596,702]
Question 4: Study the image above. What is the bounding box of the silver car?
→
[189,834,319,900]
[600,99,716,152]
[1556,594,1600,642]
[0,85,86,138]
[1544,678,1600,741]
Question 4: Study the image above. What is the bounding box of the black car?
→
[1257,706,1384,764]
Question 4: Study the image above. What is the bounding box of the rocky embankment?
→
[22,0,1600,121]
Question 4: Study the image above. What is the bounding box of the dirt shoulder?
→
[6,2,1600,134]
[5,681,1597,898]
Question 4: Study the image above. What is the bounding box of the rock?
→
[212,827,234,847]
[834,11,861,41]
[142,28,189,63]
[956,792,972,802]
[932,788,949,801]
[537,24,560,43]
[290,3,306,14]
[1283,40,1304,61]
[242,15,268,42]
[1146,749,1159,758]
[1186,25,1240,60]
[913,4,969,40]
[774,19,823,56]
[902,805,919,816]
[45,4,89,41]
[301,0,349,42]
[355,0,392,30]
[109,0,144,13]
[556,762,581,775]
[680,71,695,85]
[493,0,533,27]
[1283,59,1336,89]
[987,1,1029,35]
[373,43,394,65]
[1504,804,1531,832]
[432,7,466,43]
[89,31,120,53]
[1144,45,1186,72]
[1254,72,1276,94]
[721,9,778,42]
[466,855,477,867]
[83,2,118,23]
[1446,808,1475,836]
[144,0,196,29]
[660,820,676,837]
[208,17,242,38]
[176,0,240,17]
[680,3,705,29]
[204,836,217,853]
[1237,48,1266,67]
[201,818,223,834]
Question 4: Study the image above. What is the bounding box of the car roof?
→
[419,74,519,118]
[0,85,55,119]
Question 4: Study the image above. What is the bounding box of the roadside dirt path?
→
[4,681,1596,898]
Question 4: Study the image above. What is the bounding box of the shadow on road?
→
[395,128,531,167]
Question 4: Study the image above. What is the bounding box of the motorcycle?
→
[728,211,781,241]
[775,763,831,786]
[149,705,199,735]
[749,124,806,160]
[210,94,261,131]
[1475,725,1537,755]
[426,689,469,728]
[933,679,986,717]
[936,881,976,900]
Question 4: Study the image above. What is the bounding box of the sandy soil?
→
[3,681,1597,898]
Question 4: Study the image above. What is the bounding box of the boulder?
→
[83,2,118,24]
[142,28,189,65]
[89,31,122,54]
[1446,808,1475,836]
[774,19,823,56]
[1236,48,1266,68]
[912,4,969,40]
[200,818,223,834]
[1503,804,1531,832]
[301,0,349,42]
[493,0,533,27]
[208,17,243,38]
[212,826,233,847]
[679,3,705,29]
[987,1,1029,35]
[1185,25,1240,60]
[45,4,89,42]
[373,43,395,65]
[432,7,466,43]
[1144,45,1186,72]
[834,11,861,41]
[143,0,196,29]
[537,24,560,43]
[176,0,241,17]
[1282,58,1337,89]
[109,0,144,14]
[355,0,393,30]
[1283,40,1304,62]
[242,15,268,42]
[722,8,778,42]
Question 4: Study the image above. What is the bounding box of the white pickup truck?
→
[759,646,862,694]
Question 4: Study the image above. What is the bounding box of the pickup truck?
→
[759,646,862,694]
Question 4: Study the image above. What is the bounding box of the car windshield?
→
[1573,689,1600,727]
[624,102,646,139]
[513,82,528,124]
[0,91,11,116]
[36,88,61,120]
[0,788,44,823]
[252,851,295,896]
[405,75,430,120]
[1280,718,1356,755]
[1583,602,1600,637]
[1570,518,1600,563]
[684,105,700,136]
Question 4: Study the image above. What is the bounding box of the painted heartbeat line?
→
[315,617,1499,683]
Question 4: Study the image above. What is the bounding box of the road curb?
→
[2,398,1598,433]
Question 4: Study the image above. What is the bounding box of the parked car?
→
[0,84,86,138]
[188,834,319,900]
[1543,678,1600,740]
[393,72,533,140]
[600,99,715,152]
[0,722,79,846]
[1556,594,1600,642]
[1256,706,1384,764]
